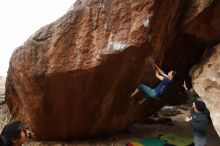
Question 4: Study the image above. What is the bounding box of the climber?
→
[130,64,177,104]
[185,100,209,146]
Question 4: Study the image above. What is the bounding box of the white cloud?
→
[0,0,75,76]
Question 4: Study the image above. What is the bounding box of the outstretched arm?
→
[182,81,188,90]
[182,80,196,101]
[155,64,167,77]
[155,70,164,81]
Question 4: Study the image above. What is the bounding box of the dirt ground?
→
[1,104,220,146]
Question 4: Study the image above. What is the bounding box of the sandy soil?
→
[0,104,220,146]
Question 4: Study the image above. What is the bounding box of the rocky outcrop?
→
[182,0,220,137]
[191,45,220,136]
[182,0,220,44]
[6,0,162,140]
[5,0,220,140]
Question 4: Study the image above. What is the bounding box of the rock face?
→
[182,0,220,44]
[5,0,220,140]
[6,0,161,140]
[183,0,220,137]
[191,45,220,136]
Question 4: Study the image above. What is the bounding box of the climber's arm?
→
[155,64,167,77]
[182,81,188,90]
[155,70,164,81]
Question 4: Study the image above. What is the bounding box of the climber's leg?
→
[139,84,156,96]
[138,98,146,104]
[130,84,150,98]
[130,88,139,98]
[137,84,158,104]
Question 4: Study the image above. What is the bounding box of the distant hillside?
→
[0,76,6,95]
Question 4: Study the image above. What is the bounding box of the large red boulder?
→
[6,0,220,140]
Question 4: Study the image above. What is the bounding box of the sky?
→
[0,0,75,76]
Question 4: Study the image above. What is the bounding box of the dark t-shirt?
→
[154,76,173,96]
[189,111,209,137]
